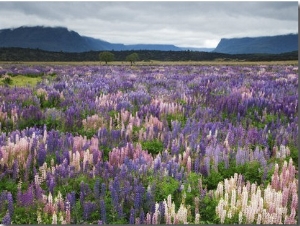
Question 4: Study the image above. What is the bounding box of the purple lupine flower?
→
[204,156,210,176]
[21,105,43,124]
[110,179,120,210]
[55,151,61,165]
[80,191,85,206]
[194,157,200,173]
[7,192,13,217]
[93,149,100,165]
[0,191,7,212]
[19,185,34,207]
[48,177,55,194]
[129,208,135,224]
[100,198,106,224]
[66,192,76,208]
[139,209,145,224]
[1,212,11,225]
[30,137,38,154]
[37,144,47,167]
[134,184,144,210]
[159,201,165,222]
[24,153,32,181]
[94,179,100,200]
[83,201,96,221]
[117,204,124,219]
[35,183,44,201]
[170,142,180,155]
[111,130,121,141]
[100,183,106,198]
[62,150,70,165]
[47,130,62,153]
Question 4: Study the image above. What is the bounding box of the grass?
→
[1,74,42,87]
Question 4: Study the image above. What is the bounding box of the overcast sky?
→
[0,1,298,48]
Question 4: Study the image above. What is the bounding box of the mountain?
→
[0,26,93,52]
[213,34,298,54]
[1,26,297,54]
[82,36,127,51]
[0,26,183,52]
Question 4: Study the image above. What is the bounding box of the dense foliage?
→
[0,47,297,62]
[0,64,298,224]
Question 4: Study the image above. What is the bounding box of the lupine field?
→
[0,63,298,224]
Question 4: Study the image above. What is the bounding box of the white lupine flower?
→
[227,210,232,219]
[216,198,224,217]
[37,211,42,224]
[167,194,172,209]
[215,182,223,199]
[224,192,229,204]
[241,186,248,211]
[230,189,236,207]
[251,183,256,196]
[195,213,200,224]
[176,203,188,223]
[48,192,53,205]
[220,209,226,224]
[256,213,262,224]
[52,211,57,224]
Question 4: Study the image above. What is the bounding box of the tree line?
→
[0,47,297,62]
[99,52,139,65]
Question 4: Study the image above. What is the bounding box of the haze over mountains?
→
[0,26,297,54]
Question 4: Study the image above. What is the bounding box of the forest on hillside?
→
[0,48,297,62]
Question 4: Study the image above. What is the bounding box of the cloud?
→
[0,1,297,48]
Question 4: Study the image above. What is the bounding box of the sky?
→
[0,1,298,48]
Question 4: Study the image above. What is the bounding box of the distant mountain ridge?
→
[0,26,297,54]
[213,34,298,54]
[0,26,182,52]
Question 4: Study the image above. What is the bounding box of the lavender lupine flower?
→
[83,201,96,221]
[100,198,106,224]
[139,209,145,224]
[7,192,14,217]
[19,184,34,207]
[24,153,32,181]
[129,208,135,224]
[93,149,100,165]
[134,184,144,210]
[37,144,47,167]
[94,179,100,200]
[203,156,210,176]
[30,136,38,154]
[66,192,76,208]
[0,191,7,212]
[80,191,85,206]
[1,212,11,225]
[100,183,106,197]
[159,201,165,223]
[47,130,62,153]
[194,157,200,173]
[117,204,124,219]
